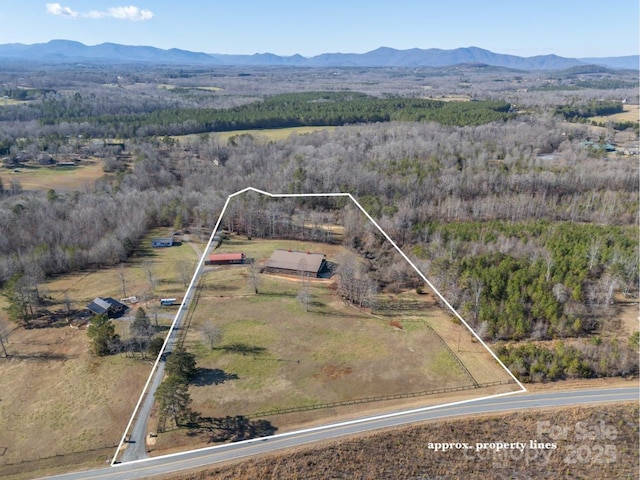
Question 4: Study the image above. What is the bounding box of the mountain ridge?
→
[0,40,636,70]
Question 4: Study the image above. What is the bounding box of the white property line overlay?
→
[113,388,526,472]
[112,187,526,466]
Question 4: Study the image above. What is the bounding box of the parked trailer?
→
[160,298,177,306]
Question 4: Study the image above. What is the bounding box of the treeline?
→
[556,100,623,119]
[223,195,336,244]
[497,338,638,382]
[35,92,512,137]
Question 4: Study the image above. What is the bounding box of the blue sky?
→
[0,1,637,58]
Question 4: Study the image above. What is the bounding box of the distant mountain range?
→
[0,40,636,70]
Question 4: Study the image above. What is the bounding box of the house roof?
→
[266,250,325,274]
[87,297,126,315]
[208,252,245,262]
[87,297,111,314]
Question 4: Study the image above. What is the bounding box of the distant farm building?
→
[265,250,326,278]
[151,237,174,248]
[86,297,127,318]
[206,252,245,265]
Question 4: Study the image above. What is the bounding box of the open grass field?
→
[0,160,106,193]
[591,104,639,124]
[151,236,519,454]
[0,98,26,106]
[40,230,200,310]
[0,325,151,477]
[175,125,339,145]
[0,231,202,477]
[214,126,338,142]
[157,84,224,91]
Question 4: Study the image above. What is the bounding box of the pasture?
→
[591,104,639,124]
[175,125,338,145]
[151,237,518,453]
[0,230,202,476]
[0,161,106,193]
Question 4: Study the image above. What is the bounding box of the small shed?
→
[206,252,245,265]
[151,237,174,248]
[87,297,127,318]
[265,250,326,278]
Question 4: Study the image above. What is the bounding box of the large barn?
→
[265,250,326,278]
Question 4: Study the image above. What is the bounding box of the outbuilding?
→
[206,252,245,265]
[265,249,326,278]
[151,237,174,248]
[86,297,127,318]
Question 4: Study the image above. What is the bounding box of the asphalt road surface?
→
[37,387,637,480]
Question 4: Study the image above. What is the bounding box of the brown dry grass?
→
[397,289,515,386]
[0,160,106,193]
[591,104,639,124]
[165,403,639,480]
[174,126,339,145]
[616,295,639,337]
[0,232,202,477]
[0,326,150,472]
[41,231,200,309]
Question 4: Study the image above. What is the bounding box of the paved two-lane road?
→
[38,387,637,480]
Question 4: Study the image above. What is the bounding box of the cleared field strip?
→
[590,104,639,123]
[0,161,106,192]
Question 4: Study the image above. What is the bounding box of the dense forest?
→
[34,91,512,136]
[0,63,638,381]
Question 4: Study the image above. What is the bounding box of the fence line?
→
[248,380,513,419]
[336,292,479,387]
[420,321,479,387]
[0,443,117,475]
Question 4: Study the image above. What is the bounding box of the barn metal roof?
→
[266,250,325,274]
[208,252,245,262]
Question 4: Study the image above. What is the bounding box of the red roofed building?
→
[206,252,245,265]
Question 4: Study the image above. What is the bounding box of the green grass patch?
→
[430,349,465,377]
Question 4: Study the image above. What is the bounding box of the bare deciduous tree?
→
[0,317,10,357]
[248,260,260,294]
[142,259,156,293]
[177,260,193,288]
[117,264,128,298]
[201,320,222,349]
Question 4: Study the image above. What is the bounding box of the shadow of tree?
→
[203,284,240,292]
[376,299,428,315]
[4,353,77,361]
[215,342,266,356]
[187,415,277,443]
[192,368,239,387]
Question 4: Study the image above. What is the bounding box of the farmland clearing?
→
[148,235,518,455]
[590,103,639,124]
[0,160,106,193]
[0,230,201,477]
